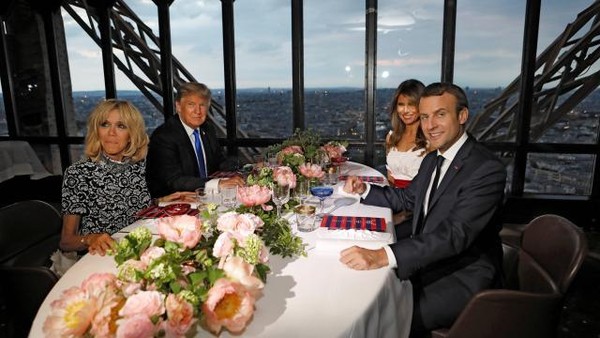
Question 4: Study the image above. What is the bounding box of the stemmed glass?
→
[272,184,291,218]
[310,185,334,219]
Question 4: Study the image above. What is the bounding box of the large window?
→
[304,1,364,140]
[233,1,292,139]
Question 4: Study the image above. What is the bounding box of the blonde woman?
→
[59,99,192,257]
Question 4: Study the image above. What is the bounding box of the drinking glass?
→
[272,184,290,218]
[294,180,310,204]
[294,204,316,232]
[221,186,238,208]
[310,185,334,219]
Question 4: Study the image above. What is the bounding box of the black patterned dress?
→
[61,155,152,235]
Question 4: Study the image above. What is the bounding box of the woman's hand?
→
[86,233,115,256]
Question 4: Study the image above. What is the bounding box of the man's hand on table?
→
[340,246,388,270]
[343,176,367,195]
[219,176,246,189]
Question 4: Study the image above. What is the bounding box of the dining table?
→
[30,161,413,338]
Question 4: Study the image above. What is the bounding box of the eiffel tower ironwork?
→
[468,1,600,142]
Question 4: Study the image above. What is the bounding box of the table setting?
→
[30,131,412,338]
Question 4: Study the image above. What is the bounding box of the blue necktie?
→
[193,129,207,178]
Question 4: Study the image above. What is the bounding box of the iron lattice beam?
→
[468,0,600,143]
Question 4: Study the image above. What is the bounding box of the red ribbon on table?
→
[320,215,387,232]
[135,205,199,219]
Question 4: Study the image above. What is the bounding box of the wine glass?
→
[310,185,334,219]
[272,184,290,218]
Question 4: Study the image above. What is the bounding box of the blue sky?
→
[60,0,594,91]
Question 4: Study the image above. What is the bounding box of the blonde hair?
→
[84,99,149,162]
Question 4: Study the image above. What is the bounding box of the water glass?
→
[294,204,316,232]
[294,180,310,203]
[324,165,339,185]
[221,186,238,208]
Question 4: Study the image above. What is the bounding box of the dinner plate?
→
[163,203,191,216]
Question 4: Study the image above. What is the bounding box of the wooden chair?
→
[431,214,588,338]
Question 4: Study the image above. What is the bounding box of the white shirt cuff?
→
[384,245,397,268]
[360,183,372,199]
[205,178,220,193]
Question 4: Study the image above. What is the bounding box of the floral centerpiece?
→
[43,203,305,337]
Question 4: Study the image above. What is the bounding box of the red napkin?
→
[135,205,199,219]
[338,175,385,184]
[320,215,387,232]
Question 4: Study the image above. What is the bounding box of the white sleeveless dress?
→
[386,131,425,182]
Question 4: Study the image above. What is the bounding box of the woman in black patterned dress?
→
[60,99,194,256]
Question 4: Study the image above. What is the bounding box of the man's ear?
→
[458,108,469,125]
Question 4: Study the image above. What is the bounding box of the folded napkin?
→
[210,171,240,178]
[320,215,387,232]
[314,228,393,253]
[338,175,385,184]
[136,205,199,219]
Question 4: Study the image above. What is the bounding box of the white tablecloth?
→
[0,141,52,183]
[30,161,412,338]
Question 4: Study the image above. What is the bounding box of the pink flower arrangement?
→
[44,207,272,337]
[299,163,325,179]
[237,185,273,210]
[322,142,347,160]
[272,165,297,188]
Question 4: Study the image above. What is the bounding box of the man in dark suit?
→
[146,82,244,198]
[341,82,506,336]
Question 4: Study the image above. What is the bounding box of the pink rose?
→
[280,145,303,155]
[322,143,346,159]
[273,166,297,188]
[140,246,166,266]
[223,256,264,293]
[82,273,118,299]
[115,314,157,338]
[119,290,165,319]
[156,214,202,248]
[217,212,263,236]
[237,185,272,207]
[163,294,196,337]
[202,278,257,334]
[299,163,325,179]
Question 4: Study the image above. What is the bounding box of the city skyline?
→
[58,0,594,91]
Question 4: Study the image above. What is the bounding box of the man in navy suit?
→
[146,82,244,198]
[341,83,506,336]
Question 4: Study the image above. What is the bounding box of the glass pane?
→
[304,1,364,140]
[525,153,594,195]
[457,2,525,142]
[234,1,292,138]
[0,87,6,136]
[376,1,444,140]
[62,7,104,137]
[5,3,58,137]
[532,0,599,144]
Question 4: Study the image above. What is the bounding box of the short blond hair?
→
[84,99,149,162]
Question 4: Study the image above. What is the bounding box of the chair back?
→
[0,200,62,267]
[518,214,588,294]
[0,266,59,337]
